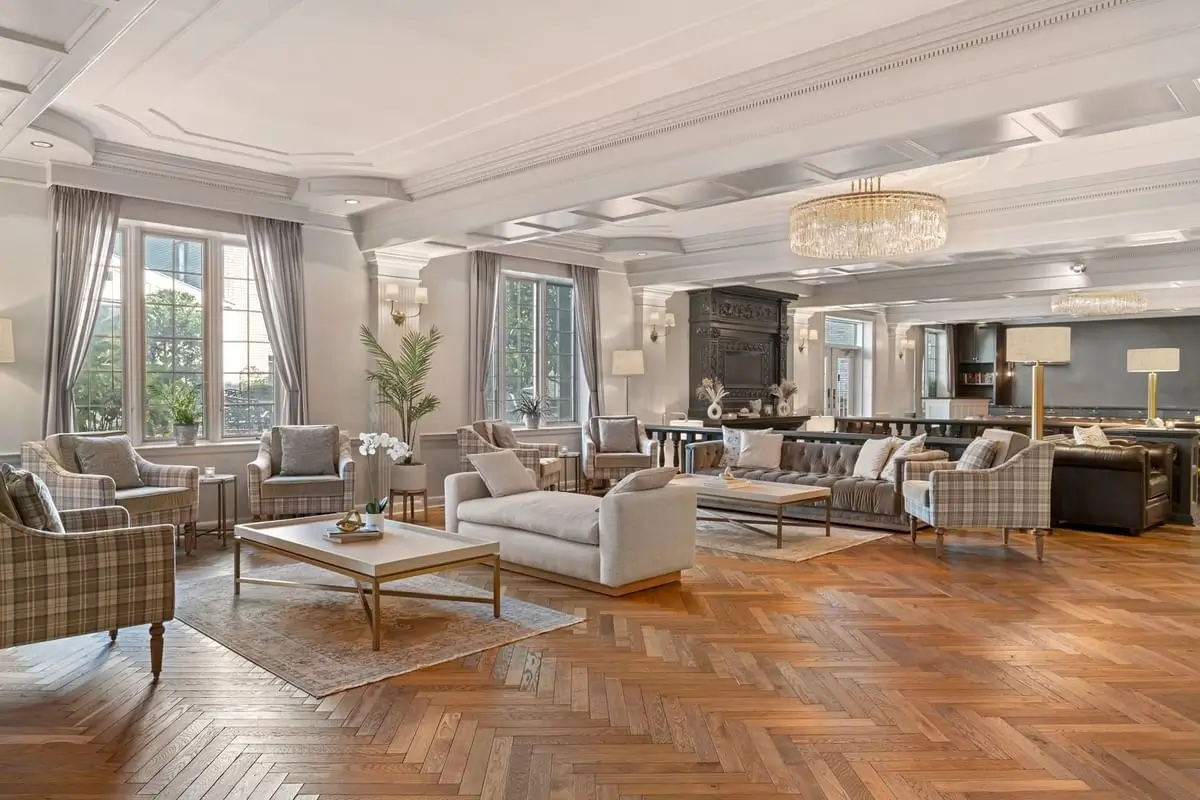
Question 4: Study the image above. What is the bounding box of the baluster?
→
[673,433,683,471]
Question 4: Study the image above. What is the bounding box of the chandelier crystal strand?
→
[789,177,949,259]
[1049,291,1148,316]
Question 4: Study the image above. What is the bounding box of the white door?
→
[825,347,861,416]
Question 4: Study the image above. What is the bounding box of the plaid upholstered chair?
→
[0,504,175,681]
[247,425,355,520]
[902,440,1054,560]
[21,432,199,553]
[582,415,658,486]
[456,420,563,489]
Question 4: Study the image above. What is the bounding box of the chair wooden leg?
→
[1002,528,1010,545]
[1035,529,1046,562]
[934,528,946,559]
[909,516,918,544]
[149,622,164,681]
[109,629,118,642]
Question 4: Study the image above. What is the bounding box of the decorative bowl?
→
[335,510,365,532]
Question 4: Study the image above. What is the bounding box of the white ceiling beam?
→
[0,26,67,55]
[885,288,1200,325]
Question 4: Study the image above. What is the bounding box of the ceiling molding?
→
[293,175,410,203]
[91,140,296,198]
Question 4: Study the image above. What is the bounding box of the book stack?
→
[324,527,383,544]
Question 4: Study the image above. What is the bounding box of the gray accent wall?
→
[1007,316,1200,409]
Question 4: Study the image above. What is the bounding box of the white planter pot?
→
[523,414,541,429]
[775,400,790,416]
[174,424,198,445]
[391,462,427,492]
[363,512,385,530]
[706,403,722,420]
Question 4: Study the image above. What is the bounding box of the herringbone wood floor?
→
[3,515,1200,799]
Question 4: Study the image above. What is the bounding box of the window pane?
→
[221,243,275,437]
[501,278,537,424]
[73,232,125,431]
[825,317,861,347]
[143,235,205,439]
[543,283,574,423]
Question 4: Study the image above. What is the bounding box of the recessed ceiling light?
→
[30,140,53,148]
[1070,262,1086,274]
[344,198,360,205]
[636,251,647,256]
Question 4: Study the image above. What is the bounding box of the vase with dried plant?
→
[769,380,799,416]
[695,376,729,421]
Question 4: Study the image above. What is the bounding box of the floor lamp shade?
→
[1127,347,1180,420]
[1006,327,1071,440]
[0,318,13,363]
[611,350,645,376]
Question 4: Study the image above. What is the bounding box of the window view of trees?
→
[73,233,124,431]
[490,275,575,424]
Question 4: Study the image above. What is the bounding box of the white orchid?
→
[357,432,413,514]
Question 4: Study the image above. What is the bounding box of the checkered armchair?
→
[456,422,562,489]
[21,432,198,552]
[247,428,355,520]
[0,505,175,680]
[583,415,658,484]
[902,441,1054,560]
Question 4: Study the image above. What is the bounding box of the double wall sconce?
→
[897,339,916,360]
[797,328,819,353]
[648,310,675,342]
[384,284,428,326]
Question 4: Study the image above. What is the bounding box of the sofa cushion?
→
[880,434,926,482]
[1,464,64,532]
[0,475,18,522]
[852,437,895,480]
[490,421,520,449]
[469,450,538,497]
[278,425,338,476]
[957,438,1000,470]
[1148,470,1170,499]
[694,467,896,515]
[720,426,773,468]
[595,453,651,470]
[1074,424,1109,448]
[902,479,931,507]
[610,466,677,495]
[115,485,192,516]
[780,441,859,477]
[456,493,602,546]
[982,428,1030,464]
[738,430,783,469]
[74,434,143,489]
[472,419,502,445]
[598,417,639,453]
[262,474,344,499]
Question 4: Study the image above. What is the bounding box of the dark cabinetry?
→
[954,323,1010,404]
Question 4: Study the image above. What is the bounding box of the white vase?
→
[524,414,541,429]
[391,462,426,492]
[775,400,790,416]
[364,512,385,531]
[706,402,722,420]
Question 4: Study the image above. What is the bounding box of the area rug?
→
[696,510,891,562]
[176,563,583,697]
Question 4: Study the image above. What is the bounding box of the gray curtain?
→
[468,251,500,421]
[570,264,604,419]
[42,186,122,436]
[943,323,957,399]
[243,215,308,424]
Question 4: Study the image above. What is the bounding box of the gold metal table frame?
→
[233,535,501,651]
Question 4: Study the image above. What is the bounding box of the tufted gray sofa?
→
[685,439,949,531]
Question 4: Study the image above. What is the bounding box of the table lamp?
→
[1007,327,1071,439]
[611,350,644,414]
[1126,348,1179,421]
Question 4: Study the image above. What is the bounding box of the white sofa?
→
[444,472,697,596]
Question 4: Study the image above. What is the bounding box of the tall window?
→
[490,274,575,425]
[73,223,277,442]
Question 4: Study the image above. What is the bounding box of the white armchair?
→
[247,426,355,520]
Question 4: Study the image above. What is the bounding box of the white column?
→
[631,287,675,422]
[788,308,813,414]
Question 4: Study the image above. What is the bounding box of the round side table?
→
[388,488,428,523]
[197,473,237,547]
[560,451,586,493]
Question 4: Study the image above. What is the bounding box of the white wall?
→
[662,291,690,421]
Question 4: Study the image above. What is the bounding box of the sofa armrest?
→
[520,442,560,459]
[598,485,696,587]
[904,459,953,482]
[444,472,491,532]
[685,441,724,472]
[60,506,131,532]
[20,441,115,509]
[891,450,950,505]
[134,456,200,490]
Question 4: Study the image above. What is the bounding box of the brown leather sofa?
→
[1051,439,1175,534]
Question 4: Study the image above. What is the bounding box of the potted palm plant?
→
[169,382,200,445]
[514,392,544,429]
[359,324,443,493]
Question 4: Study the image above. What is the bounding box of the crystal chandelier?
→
[1050,291,1147,316]
[789,177,949,259]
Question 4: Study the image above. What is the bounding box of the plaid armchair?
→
[902,441,1054,560]
[0,505,175,680]
[456,421,562,489]
[583,416,658,484]
[248,427,355,520]
[21,432,199,553]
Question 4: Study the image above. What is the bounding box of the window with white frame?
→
[487,274,575,425]
[72,223,277,442]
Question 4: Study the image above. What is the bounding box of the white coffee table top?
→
[671,474,831,505]
[234,514,498,579]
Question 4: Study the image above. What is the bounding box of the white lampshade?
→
[664,312,676,327]
[611,349,644,376]
[413,286,429,304]
[0,318,13,363]
[1007,326,1071,364]
[808,328,820,341]
[383,284,401,299]
[1127,347,1179,373]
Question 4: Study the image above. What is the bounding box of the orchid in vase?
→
[358,432,411,523]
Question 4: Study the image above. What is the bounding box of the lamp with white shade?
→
[0,318,13,363]
[648,311,675,343]
[1127,347,1179,421]
[1007,327,1071,439]
[611,349,644,413]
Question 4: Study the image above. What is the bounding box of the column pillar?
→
[631,287,675,422]
[790,310,824,414]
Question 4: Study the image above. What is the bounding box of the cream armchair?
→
[0,505,176,680]
[583,415,658,485]
[903,441,1054,560]
[21,432,199,553]
[456,421,563,489]
[248,426,355,520]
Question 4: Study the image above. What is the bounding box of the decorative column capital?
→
[366,249,430,281]
[632,286,676,310]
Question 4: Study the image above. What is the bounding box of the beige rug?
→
[696,510,891,562]
[177,563,583,697]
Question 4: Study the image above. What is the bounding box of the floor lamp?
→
[611,350,644,414]
[1127,348,1180,421]
[1006,327,1071,440]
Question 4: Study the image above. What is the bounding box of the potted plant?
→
[695,376,728,421]
[360,324,443,494]
[514,392,544,429]
[357,432,408,528]
[169,382,200,445]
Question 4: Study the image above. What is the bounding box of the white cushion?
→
[737,430,784,470]
[852,437,895,480]
[880,434,927,482]
[610,467,677,495]
[467,450,538,497]
[456,492,602,546]
[1073,425,1109,447]
[719,426,773,468]
[982,428,1030,464]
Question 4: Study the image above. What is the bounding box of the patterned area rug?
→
[696,510,891,562]
[177,563,583,697]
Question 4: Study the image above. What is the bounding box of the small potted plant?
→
[169,382,200,445]
[514,392,544,429]
[769,380,798,416]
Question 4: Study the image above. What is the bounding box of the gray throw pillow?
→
[598,418,639,453]
[1,464,64,532]
[467,450,538,497]
[956,438,1000,471]
[490,421,521,449]
[74,435,144,489]
[279,426,338,476]
[609,466,678,495]
[0,477,19,522]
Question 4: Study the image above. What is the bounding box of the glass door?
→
[826,347,861,416]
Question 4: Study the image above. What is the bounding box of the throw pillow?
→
[467,450,538,497]
[851,437,895,480]
[880,434,927,482]
[73,434,144,490]
[598,417,639,453]
[981,428,1030,465]
[1073,424,1110,448]
[0,478,19,522]
[490,421,520,449]
[738,429,784,470]
[609,466,678,495]
[0,464,65,532]
[279,426,338,476]
[956,438,1000,470]
[718,426,775,468]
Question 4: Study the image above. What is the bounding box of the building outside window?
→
[824,316,867,416]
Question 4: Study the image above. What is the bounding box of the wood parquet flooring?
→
[3,516,1200,799]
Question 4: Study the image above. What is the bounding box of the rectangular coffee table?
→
[671,475,832,548]
[233,514,501,650]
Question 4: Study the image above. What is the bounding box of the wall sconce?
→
[897,339,916,360]
[797,328,819,353]
[648,311,675,342]
[385,284,428,326]
[0,318,14,363]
